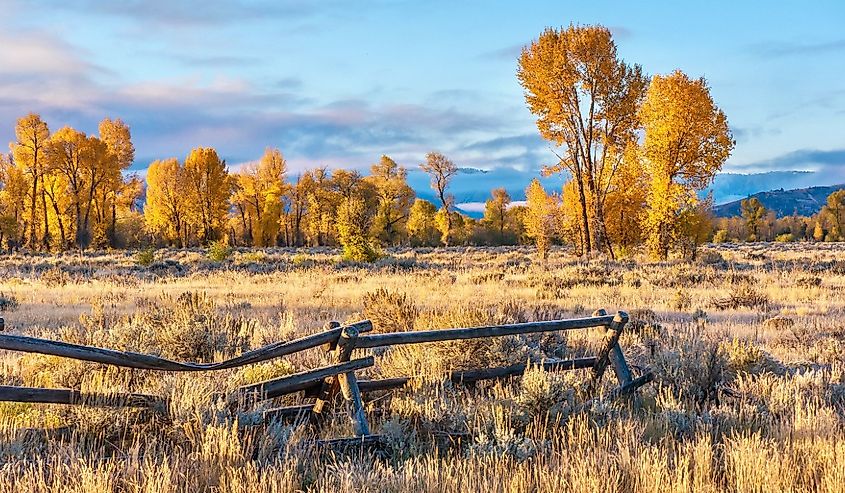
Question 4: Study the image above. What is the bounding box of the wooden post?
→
[592,309,633,385]
[590,310,630,393]
[335,326,370,436]
[312,321,342,420]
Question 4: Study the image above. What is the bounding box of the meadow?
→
[0,243,843,492]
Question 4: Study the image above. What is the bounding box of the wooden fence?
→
[0,309,652,447]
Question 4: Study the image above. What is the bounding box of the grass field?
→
[0,243,843,492]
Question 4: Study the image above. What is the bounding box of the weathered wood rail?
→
[0,309,651,447]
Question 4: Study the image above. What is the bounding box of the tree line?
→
[0,24,839,259]
[715,192,845,243]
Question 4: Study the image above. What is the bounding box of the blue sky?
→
[1,0,843,180]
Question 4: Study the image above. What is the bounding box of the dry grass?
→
[0,243,843,491]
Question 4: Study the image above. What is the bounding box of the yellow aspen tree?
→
[10,113,51,249]
[144,158,187,246]
[97,118,135,246]
[518,25,647,257]
[303,167,335,246]
[639,70,734,259]
[283,173,311,247]
[419,151,457,246]
[183,147,231,245]
[524,178,556,261]
[558,180,586,252]
[603,145,648,255]
[44,127,115,248]
[0,154,28,249]
[256,148,287,246]
[406,198,439,246]
[366,155,414,245]
[482,188,511,245]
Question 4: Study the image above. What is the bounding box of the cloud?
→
[751,38,845,58]
[608,25,633,40]
[730,148,845,180]
[40,0,327,28]
[478,43,525,61]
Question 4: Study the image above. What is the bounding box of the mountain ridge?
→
[712,184,845,218]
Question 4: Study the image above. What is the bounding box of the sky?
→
[0,0,843,180]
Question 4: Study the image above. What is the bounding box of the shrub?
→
[712,229,729,243]
[0,292,19,312]
[135,246,156,267]
[712,284,770,311]
[775,233,795,242]
[671,289,692,311]
[207,239,232,262]
[362,288,418,333]
[40,266,70,287]
[234,250,268,265]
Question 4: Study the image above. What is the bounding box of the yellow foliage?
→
[639,70,734,259]
[183,147,231,245]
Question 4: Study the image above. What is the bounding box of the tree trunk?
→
[575,173,591,256]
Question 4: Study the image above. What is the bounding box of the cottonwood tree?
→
[482,187,511,244]
[518,24,647,257]
[10,113,51,249]
[367,155,414,245]
[0,153,27,249]
[740,198,766,242]
[639,70,733,259]
[231,148,287,246]
[406,198,439,246]
[524,178,557,261]
[821,190,845,240]
[420,151,457,246]
[282,173,309,247]
[144,158,187,246]
[95,118,135,246]
[303,167,335,246]
[183,147,231,245]
[44,127,119,248]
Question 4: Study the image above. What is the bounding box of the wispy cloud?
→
[731,148,845,177]
[478,43,525,61]
[751,38,845,58]
[41,0,327,27]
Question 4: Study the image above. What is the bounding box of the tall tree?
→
[0,153,27,250]
[283,173,310,247]
[821,189,845,241]
[406,198,439,246]
[183,147,231,245]
[524,179,556,261]
[10,113,51,249]
[367,155,414,245]
[303,167,335,246]
[231,148,287,246]
[518,24,648,257]
[482,187,511,244]
[96,118,134,246]
[44,127,116,248]
[420,152,457,246]
[639,70,734,259]
[740,197,767,242]
[144,158,187,246]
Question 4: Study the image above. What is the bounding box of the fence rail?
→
[0,310,651,446]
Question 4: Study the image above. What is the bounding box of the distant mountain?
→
[704,171,820,204]
[713,184,845,218]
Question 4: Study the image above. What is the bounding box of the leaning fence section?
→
[0,309,652,447]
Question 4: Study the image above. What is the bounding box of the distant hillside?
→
[713,184,845,218]
[704,170,819,204]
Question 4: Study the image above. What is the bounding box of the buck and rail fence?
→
[0,309,653,448]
